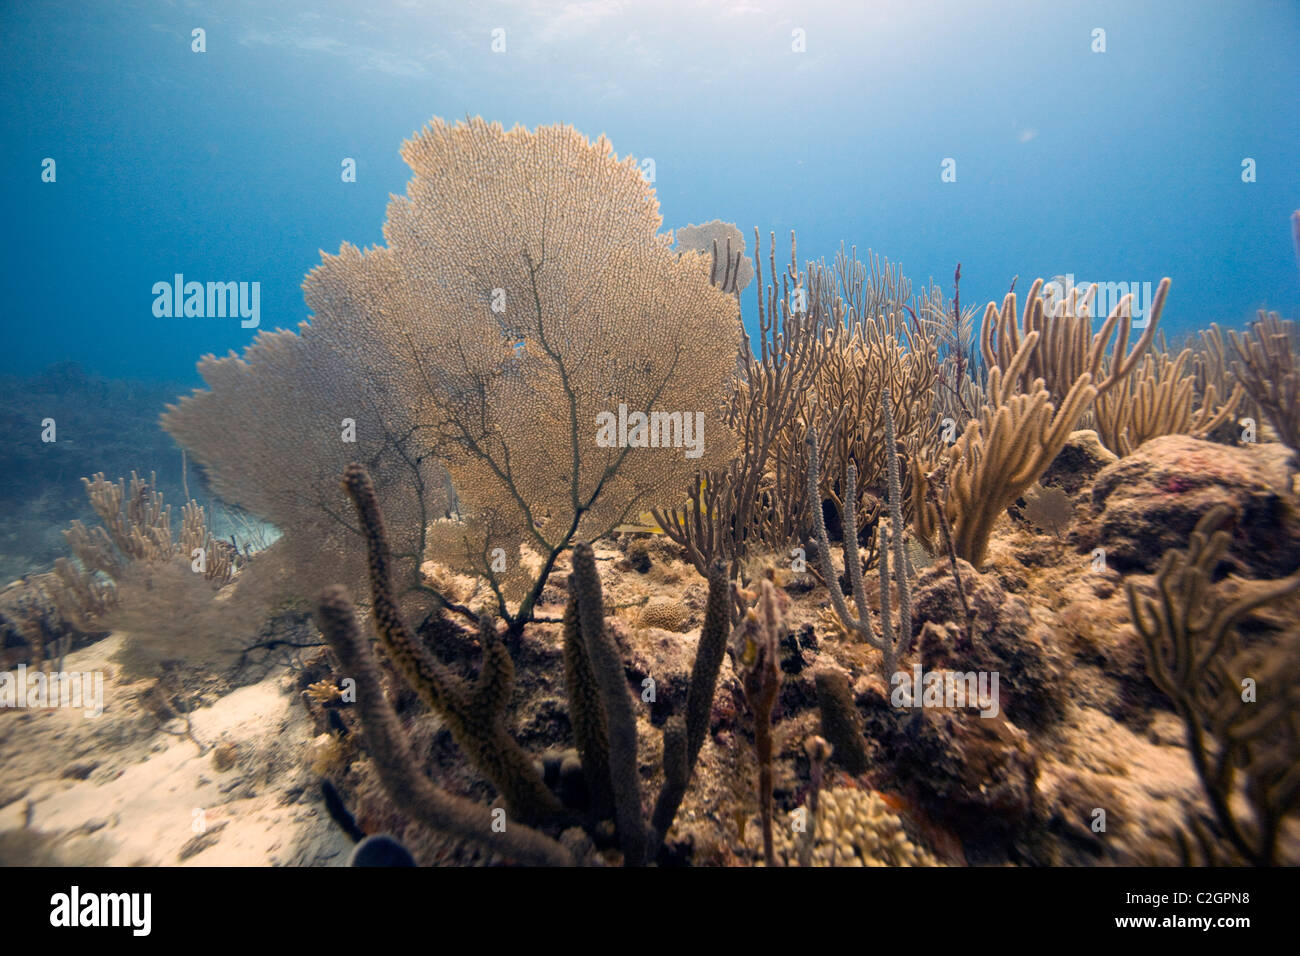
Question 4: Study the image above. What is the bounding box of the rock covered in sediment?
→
[1042,429,1119,496]
[620,616,698,725]
[909,558,1065,729]
[1074,435,1300,576]
[854,676,1039,841]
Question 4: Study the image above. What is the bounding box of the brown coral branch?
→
[314,586,572,866]
[733,580,785,866]
[648,557,734,854]
[562,572,616,823]
[1128,505,1300,865]
[568,541,647,866]
[813,667,869,775]
[340,462,563,826]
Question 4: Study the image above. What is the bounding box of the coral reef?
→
[318,462,735,866]
[338,463,562,826]
[910,559,1065,730]
[1229,311,1300,452]
[767,787,940,867]
[797,253,937,550]
[1127,506,1300,865]
[655,236,937,582]
[980,276,1167,406]
[314,585,574,865]
[12,113,1300,871]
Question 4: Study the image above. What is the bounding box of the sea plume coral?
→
[1127,505,1300,865]
[912,278,1171,568]
[164,117,740,632]
[1094,348,1242,456]
[1229,311,1300,453]
[980,276,1167,406]
[912,329,1096,568]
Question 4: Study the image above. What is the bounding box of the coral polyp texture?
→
[767,787,941,867]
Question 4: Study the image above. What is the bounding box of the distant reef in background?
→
[0,362,193,583]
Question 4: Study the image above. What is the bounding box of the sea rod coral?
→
[318,462,737,865]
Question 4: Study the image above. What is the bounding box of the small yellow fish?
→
[613,481,709,535]
[613,512,668,535]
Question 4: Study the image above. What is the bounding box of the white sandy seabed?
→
[0,634,352,866]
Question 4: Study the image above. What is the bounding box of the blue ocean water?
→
[2,0,1298,383]
[4,1,1300,880]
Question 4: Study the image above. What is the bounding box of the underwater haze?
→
[2,0,1300,889]
[3,0,1298,381]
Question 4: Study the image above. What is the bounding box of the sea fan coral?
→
[164,117,741,632]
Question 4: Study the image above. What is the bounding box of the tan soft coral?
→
[165,117,741,634]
